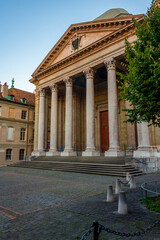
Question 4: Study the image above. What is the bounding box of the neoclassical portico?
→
[36,58,127,157]
[30,8,160,159]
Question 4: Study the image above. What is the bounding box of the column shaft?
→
[107,58,119,149]
[82,68,100,156]
[50,84,58,152]
[38,89,45,152]
[104,58,123,157]
[86,68,95,150]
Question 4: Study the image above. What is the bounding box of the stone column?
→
[134,122,152,157]
[104,58,123,157]
[47,83,60,156]
[37,88,46,155]
[82,68,100,156]
[61,77,77,156]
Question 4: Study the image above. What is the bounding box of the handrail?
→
[141,181,160,195]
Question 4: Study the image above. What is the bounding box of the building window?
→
[19,149,25,160]
[21,110,27,120]
[8,95,14,101]
[6,149,12,161]
[0,106,1,116]
[8,127,13,140]
[20,98,27,104]
[20,128,26,140]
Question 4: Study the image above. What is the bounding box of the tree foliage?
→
[118,0,160,127]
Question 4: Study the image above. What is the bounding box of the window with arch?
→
[19,149,25,160]
[6,149,12,161]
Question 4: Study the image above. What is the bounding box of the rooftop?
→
[0,88,35,106]
[94,8,132,21]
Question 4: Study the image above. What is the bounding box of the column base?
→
[133,147,160,158]
[61,150,77,156]
[31,151,46,157]
[82,150,100,156]
[46,150,61,156]
[105,148,124,157]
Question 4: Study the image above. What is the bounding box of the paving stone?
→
[0,167,159,239]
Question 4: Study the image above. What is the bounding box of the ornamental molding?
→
[38,88,45,97]
[69,33,85,53]
[63,77,73,87]
[104,57,116,71]
[49,83,58,92]
[83,67,95,79]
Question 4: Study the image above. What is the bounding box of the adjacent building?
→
[29,8,160,164]
[0,82,35,166]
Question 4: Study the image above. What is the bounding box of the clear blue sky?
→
[0,0,151,92]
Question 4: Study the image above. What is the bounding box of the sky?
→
[0,0,151,93]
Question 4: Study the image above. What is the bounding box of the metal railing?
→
[140,180,160,204]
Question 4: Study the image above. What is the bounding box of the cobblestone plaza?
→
[0,167,159,239]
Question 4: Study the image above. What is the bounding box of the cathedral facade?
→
[30,9,160,160]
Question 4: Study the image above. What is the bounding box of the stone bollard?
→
[118,191,128,214]
[126,172,130,181]
[129,176,136,189]
[106,185,114,202]
[115,179,121,194]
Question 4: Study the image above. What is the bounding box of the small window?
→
[20,98,27,104]
[8,127,13,140]
[8,95,14,101]
[20,128,26,140]
[21,110,27,120]
[6,149,12,161]
[19,149,25,160]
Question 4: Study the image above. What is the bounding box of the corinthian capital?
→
[83,67,95,79]
[38,88,45,97]
[49,83,58,92]
[104,57,116,71]
[63,77,73,87]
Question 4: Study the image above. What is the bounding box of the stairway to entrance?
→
[9,156,144,177]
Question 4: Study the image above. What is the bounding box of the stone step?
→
[9,157,144,177]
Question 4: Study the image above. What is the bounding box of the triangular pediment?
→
[32,14,144,77]
[48,30,113,67]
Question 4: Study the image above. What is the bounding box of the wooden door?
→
[100,111,109,153]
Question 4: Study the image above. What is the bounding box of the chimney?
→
[2,82,8,98]
[0,82,2,93]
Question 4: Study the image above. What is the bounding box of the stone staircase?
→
[9,156,144,177]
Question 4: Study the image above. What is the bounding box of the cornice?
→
[32,14,144,78]
[0,117,34,124]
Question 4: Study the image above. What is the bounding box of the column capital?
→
[49,83,58,92]
[38,88,45,97]
[104,57,116,71]
[63,77,73,87]
[83,67,95,79]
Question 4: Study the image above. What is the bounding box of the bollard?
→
[115,179,121,194]
[118,191,128,214]
[106,185,114,202]
[129,176,136,189]
[126,172,130,181]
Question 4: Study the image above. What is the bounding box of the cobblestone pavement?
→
[0,166,159,240]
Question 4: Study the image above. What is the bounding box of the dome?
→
[94,8,132,21]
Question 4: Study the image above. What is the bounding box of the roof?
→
[0,88,35,106]
[94,8,132,20]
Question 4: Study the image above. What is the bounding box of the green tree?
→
[118,0,160,127]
